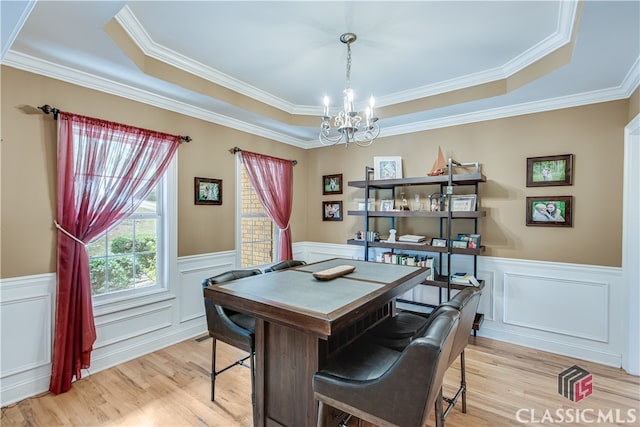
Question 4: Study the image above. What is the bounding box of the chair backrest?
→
[202,269,262,349]
[441,286,482,364]
[264,260,306,273]
[203,269,262,286]
[388,307,460,426]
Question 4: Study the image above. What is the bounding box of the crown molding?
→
[114,5,298,114]
[2,50,311,148]
[4,48,636,151]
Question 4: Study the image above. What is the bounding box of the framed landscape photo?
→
[451,240,469,249]
[526,154,573,187]
[374,156,403,180]
[526,196,573,227]
[431,238,448,247]
[322,173,343,195]
[195,177,222,205]
[449,194,477,211]
[322,201,343,221]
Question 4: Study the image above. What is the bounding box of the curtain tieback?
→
[54,221,86,245]
[279,222,291,233]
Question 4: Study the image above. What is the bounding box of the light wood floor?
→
[2,335,638,426]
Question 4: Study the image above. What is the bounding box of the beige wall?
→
[306,101,628,267]
[0,67,307,278]
[0,66,633,278]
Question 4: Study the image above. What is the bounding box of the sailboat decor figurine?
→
[428,146,448,176]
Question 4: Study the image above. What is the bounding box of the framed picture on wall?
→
[322,174,343,195]
[195,177,222,205]
[322,201,343,221]
[526,154,573,187]
[526,196,573,227]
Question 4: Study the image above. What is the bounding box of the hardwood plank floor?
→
[2,336,638,426]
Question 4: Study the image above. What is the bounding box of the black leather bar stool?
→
[202,269,262,424]
[313,307,460,427]
[264,259,306,273]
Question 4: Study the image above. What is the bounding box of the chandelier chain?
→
[345,42,352,89]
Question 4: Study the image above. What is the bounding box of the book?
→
[398,234,427,243]
[450,272,474,285]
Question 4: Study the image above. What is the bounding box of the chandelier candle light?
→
[319,33,379,148]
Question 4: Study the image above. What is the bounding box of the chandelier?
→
[319,33,379,148]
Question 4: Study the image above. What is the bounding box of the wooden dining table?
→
[203,258,430,427]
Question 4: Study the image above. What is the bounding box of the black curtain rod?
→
[38,104,192,143]
[229,146,297,166]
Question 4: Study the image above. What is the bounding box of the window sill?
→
[92,288,176,317]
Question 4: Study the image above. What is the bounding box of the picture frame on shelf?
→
[322,173,343,195]
[431,238,447,247]
[451,240,469,249]
[379,199,394,211]
[458,233,481,249]
[526,196,573,227]
[374,156,403,180]
[195,177,222,205]
[322,201,343,221]
[526,154,573,187]
[449,194,477,211]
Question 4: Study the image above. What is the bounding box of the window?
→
[87,186,159,296]
[87,161,175,299]
[238,162,275,268]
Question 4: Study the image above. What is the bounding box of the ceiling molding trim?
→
[5,49,635,152]
[0,0,37,60]
[377,87,634,141]
[2,50,310,148]
[621,57,640,96]
[501,0,578,77]
[115,6,298,114]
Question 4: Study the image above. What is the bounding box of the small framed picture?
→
[322,174,343,195]
[451,240,469,249]
[526,196,573,227]
[374,156,403,180]
[379,199,394,211]
[322,201,343,221]
[449,194,477,211]
[526,154,573,187]
[195,177,222,205]
[458,233,481,249]
[431,238,448,247]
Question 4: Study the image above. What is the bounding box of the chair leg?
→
[250,348,256,427]
[210,338,217,401]
[435,387,445,427]
[460,350,467,413]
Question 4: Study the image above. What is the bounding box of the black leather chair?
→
[202,269,262,412]
[313,307,460,427]
[263,259,306,273]
[368,286,482,425]
[437,287,482,422]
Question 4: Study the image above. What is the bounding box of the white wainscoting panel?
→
[504,273,608,342]
[0,274,55,406]
[177,250,236,324]
[0,243,631,406]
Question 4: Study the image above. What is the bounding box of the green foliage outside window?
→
[90,234,157,295]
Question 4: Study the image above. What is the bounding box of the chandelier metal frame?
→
[319,33,379,148]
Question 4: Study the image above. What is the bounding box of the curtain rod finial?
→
[38,104,60,120]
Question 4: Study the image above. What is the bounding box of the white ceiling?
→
[2,1,639,148]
